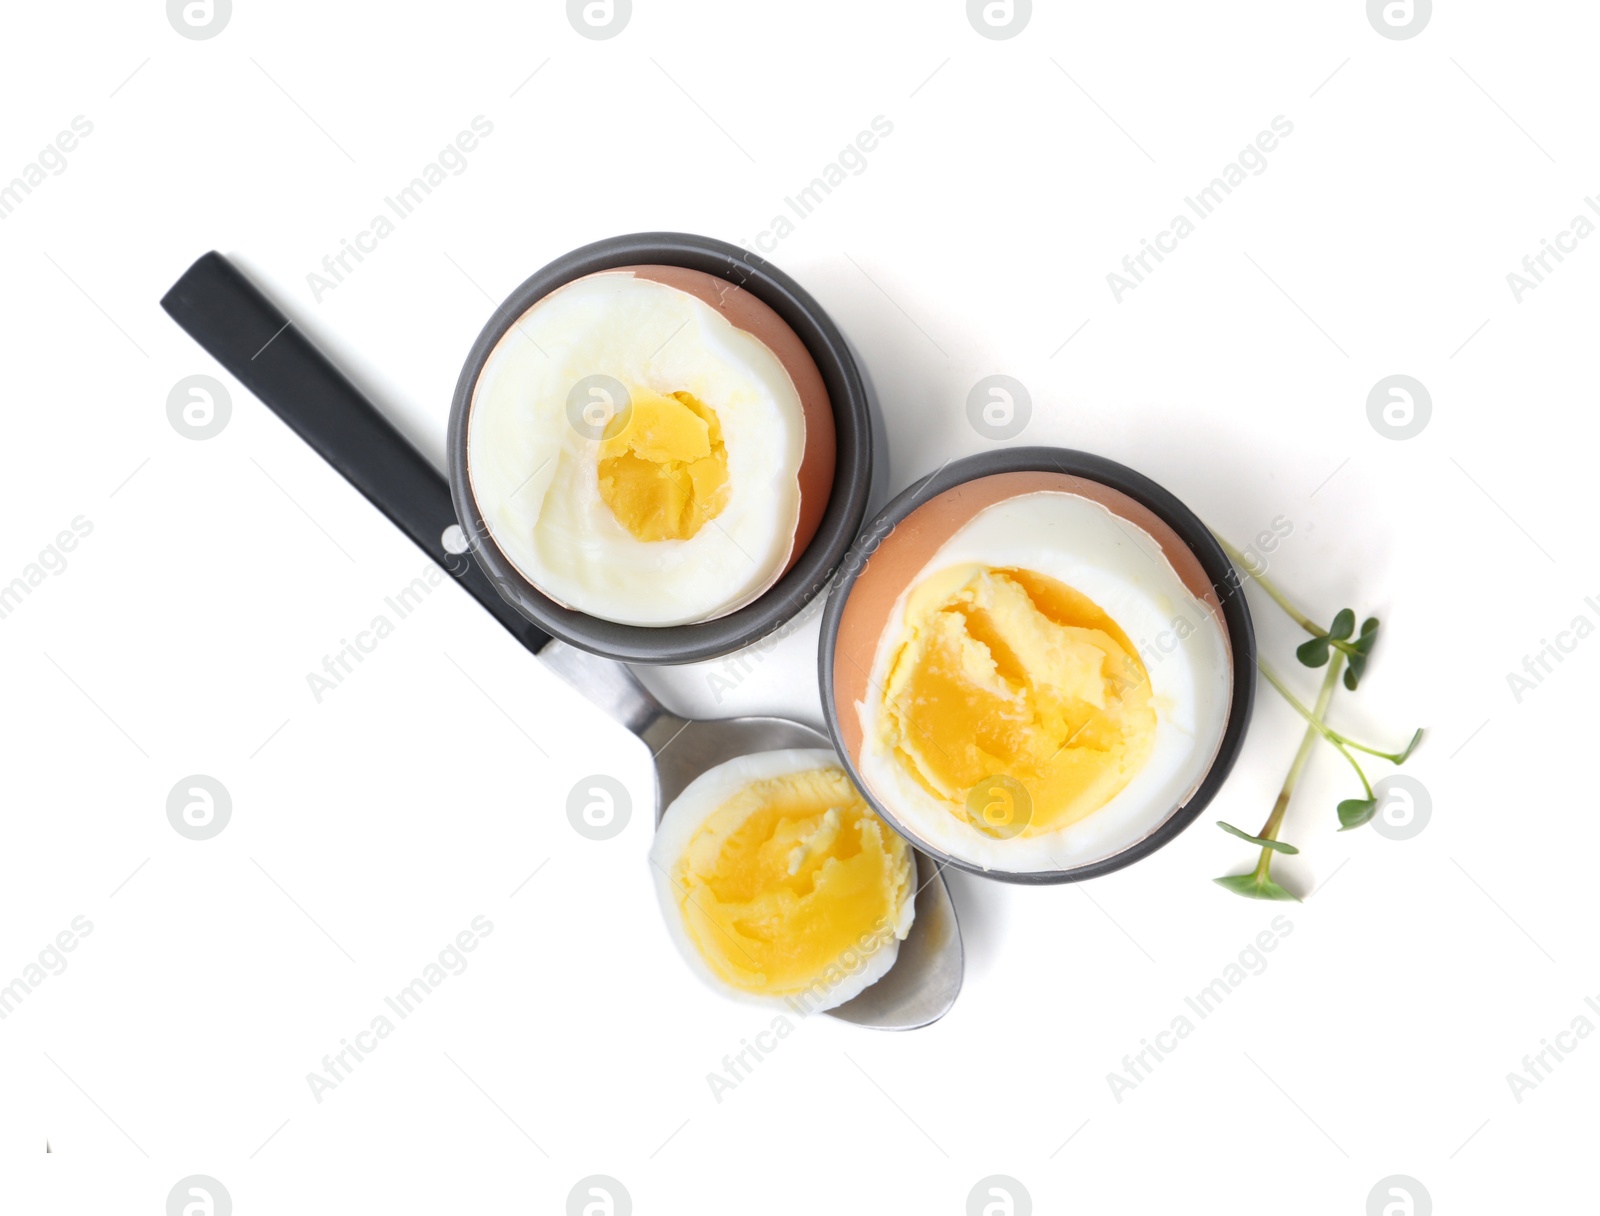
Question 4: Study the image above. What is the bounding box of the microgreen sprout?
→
[1211,534,1425,898]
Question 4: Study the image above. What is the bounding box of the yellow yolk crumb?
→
[671,767,913,998]
[597,389,730,541]
[877,564,1157,836]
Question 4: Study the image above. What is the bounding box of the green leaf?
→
[1360,616,1379,636]
[1217,821,1300,854]
[1351,631,1379,655]
[1296,636,1331,667]
[1343,657,1365,689]
[1337,797,1378,830]
[1214,872,1301,901]
[1395,727,1423,764]
[1329,608,1356,640]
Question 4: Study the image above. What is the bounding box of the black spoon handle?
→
[160,250,551,657]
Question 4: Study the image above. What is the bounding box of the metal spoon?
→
[540,642,962,1028]
[160,251,963,1031]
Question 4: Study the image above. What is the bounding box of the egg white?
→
[854,491,1234,874]
[649,749,915,1012]
[466,271,807,626]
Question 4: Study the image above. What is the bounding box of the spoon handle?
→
[159,251,677,735]
[160,251,552,658]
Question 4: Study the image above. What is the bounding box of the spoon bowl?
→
[540,642,962,1029]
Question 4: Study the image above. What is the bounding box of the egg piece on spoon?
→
[649,749,916,1012]
[465,266,834,626]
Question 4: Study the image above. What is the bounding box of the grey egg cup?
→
[817,447,1257,885]
[445,231,873,665]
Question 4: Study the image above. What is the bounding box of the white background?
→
[1,1,1592,1211]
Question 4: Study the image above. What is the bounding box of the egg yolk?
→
[670,766,913,999]
[877,564,1157,836]
[597,388,730,541]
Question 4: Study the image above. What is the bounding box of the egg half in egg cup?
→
[447,232,873,664]
[820,448,1257,884]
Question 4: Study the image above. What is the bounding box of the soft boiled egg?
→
[649,749,916,1012]
[831,473,1234,875]
[465,266,835,626]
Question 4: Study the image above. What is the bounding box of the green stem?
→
[1253,655,1344,881]
[1332,728,1421,765]
[1331,734,1399,761]
[1256,659,1400,785]
[1214,533,1324,638]
[1257,659,1421,763]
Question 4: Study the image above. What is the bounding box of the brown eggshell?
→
[619,265,835,575]
[831,470,1229,765]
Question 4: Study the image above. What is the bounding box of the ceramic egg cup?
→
[817,447,1257,885]
[446,232,874,665]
